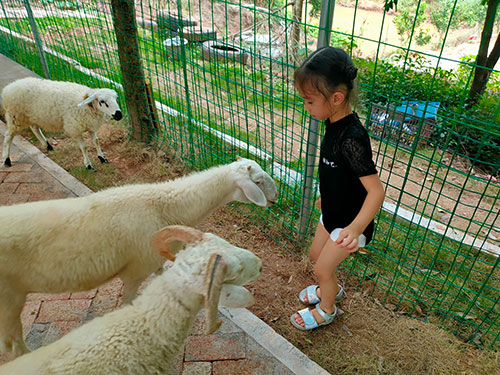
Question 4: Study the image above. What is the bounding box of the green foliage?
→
[308,0,323,18]
[384,0,398,11]
[392,1,429,44]
[415,30,431,46]
[0,15,104,36]
[304,24,357,54]
[429,0,487,33]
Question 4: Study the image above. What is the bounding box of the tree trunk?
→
[290,0,304,66]
[467,0,500,106]
[110,0,155,141]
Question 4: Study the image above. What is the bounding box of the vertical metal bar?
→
[316,0,335,49]
[24,0,50,79]
[298,0,335,243]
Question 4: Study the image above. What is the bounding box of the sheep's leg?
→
[0,289,29,357]
[119,274,145,304]
[30,126,53,151]
[1,131,14,167]
[91,131,108,164]
[75,135,94,169]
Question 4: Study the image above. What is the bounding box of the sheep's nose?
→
[113,111,123,120]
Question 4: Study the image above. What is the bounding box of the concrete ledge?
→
[220,307,331,375]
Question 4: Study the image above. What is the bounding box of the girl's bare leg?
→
[301,222,332,304]
[309,221,331,262]
[295,238,351,327]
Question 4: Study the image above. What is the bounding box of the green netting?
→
[0,0,498,349]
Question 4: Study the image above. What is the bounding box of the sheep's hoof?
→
[46,142,54,151]
[98,156,109,164]
[3,158,11,167]
[86,165,95,170]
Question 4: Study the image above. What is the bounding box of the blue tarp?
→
[395,100,440,120]
[370,100,440,137]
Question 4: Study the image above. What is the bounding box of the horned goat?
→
[0,225,262,374]
[0,157,277,357]
[1,77,122,169]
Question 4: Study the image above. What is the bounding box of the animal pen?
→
[0,0,499,349]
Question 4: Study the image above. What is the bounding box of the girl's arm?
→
[337,173,385,251]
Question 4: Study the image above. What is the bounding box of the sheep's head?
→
[78,88,123,121]
[231,156,277,207]
[152,225,262,333]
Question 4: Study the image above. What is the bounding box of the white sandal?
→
[298,284,345,305]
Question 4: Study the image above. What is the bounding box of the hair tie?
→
[345,66,358,81]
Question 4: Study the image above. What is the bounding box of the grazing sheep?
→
[1,77,122,169]
[0,157,277,357]
[0,225,262,374]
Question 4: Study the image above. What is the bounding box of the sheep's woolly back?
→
[0,158,275,295]
[1,77,105,135]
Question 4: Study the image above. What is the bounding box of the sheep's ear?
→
[151,225,205,261]
[237,167,267,206]
[204,253,226,334]
[77,93,97,107]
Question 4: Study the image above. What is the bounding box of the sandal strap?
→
[306,285,320,303]
[315,303,337,323]
[336,284,345,301]
[297,307,319,329]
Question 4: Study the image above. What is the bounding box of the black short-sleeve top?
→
[319,112,378,243]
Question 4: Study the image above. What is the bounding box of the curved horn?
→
[204,253,226,334]
[151,225,205,261]
[77,93,97,107]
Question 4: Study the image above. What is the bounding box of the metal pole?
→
[24,0,50,79]
[298,0,335,243]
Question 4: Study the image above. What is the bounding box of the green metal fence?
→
[0,0,498,349]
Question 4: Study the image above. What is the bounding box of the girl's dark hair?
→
[294,47,358,102]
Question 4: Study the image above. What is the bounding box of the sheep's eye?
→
[99,100,109,108]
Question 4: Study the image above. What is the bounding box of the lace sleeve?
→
[342,135,377,177]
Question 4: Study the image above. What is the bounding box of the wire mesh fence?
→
[0,0,498,349]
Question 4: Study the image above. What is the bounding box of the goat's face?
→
[233,157,278,207]
[201,233,262,285]
[177,233,262,289]
[153,225,262,333]
[94,89,122,120]
[79,88,122,120]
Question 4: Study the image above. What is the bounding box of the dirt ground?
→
[32,122,499,375]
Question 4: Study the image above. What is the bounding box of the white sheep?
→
[1,77,122,169]
[0,157,277,357]
[0,225,262,374]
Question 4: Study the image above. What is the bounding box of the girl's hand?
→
[336,227,361,253]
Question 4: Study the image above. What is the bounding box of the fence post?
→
[298,0,335,243]
[110,0,155,141]
[24,0,50,79]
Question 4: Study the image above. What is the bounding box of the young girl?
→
[291,47,385,330]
